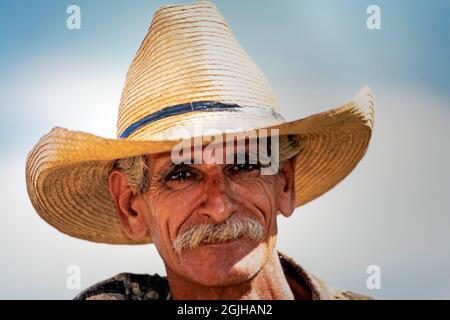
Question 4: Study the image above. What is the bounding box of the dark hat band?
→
[119,101,284,139]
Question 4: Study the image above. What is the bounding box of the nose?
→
[199,170,237,224]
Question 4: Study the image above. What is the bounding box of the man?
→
[26,1,375,300]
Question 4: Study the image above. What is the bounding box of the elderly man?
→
[26,1,374,300]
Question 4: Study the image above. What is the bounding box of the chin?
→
[179,240,269,287]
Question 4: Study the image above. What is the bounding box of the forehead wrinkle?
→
[149,154,176,182]
[150,139,264,175]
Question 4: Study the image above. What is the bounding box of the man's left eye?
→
[167,170,192,181]
[229,163,260,173]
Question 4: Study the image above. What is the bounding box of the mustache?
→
[172,216,265,254]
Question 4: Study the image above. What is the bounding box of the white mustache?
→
[173,216,265,254]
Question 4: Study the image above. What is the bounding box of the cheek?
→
[231,176,279,218]
[145,183,205,244]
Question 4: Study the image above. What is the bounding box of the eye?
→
[227,163,261,175]
[166,170,193,182]
[233,163,256,171]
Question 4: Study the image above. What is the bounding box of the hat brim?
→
[26,87,374,244]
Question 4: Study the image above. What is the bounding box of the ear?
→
[277,158,295,218]
[108,169,149,241]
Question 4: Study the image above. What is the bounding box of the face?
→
[108,141,296,287]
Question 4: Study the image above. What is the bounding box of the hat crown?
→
[116,1,282,140]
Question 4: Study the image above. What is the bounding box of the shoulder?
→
[278,251,376,300]
[339,291,377,300]
[309,274,376,300]
[74,272,170,300]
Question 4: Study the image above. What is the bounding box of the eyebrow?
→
[159,149,259,169]
[153,144,265,178]
[225,150,259,164]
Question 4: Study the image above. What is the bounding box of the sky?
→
[0,0,449,299]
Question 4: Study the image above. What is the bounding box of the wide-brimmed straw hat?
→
[25,1,374,244]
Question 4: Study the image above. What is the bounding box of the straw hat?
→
[25,1,374,244]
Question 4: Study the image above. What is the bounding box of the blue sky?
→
[1,0,449,92]
[0,0,449,299]
[1,0,449,152]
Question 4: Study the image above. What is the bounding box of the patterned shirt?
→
[74,252,374,300]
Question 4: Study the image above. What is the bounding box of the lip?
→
[201,238,241,247]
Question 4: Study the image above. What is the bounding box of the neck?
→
[166,250,295,300]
